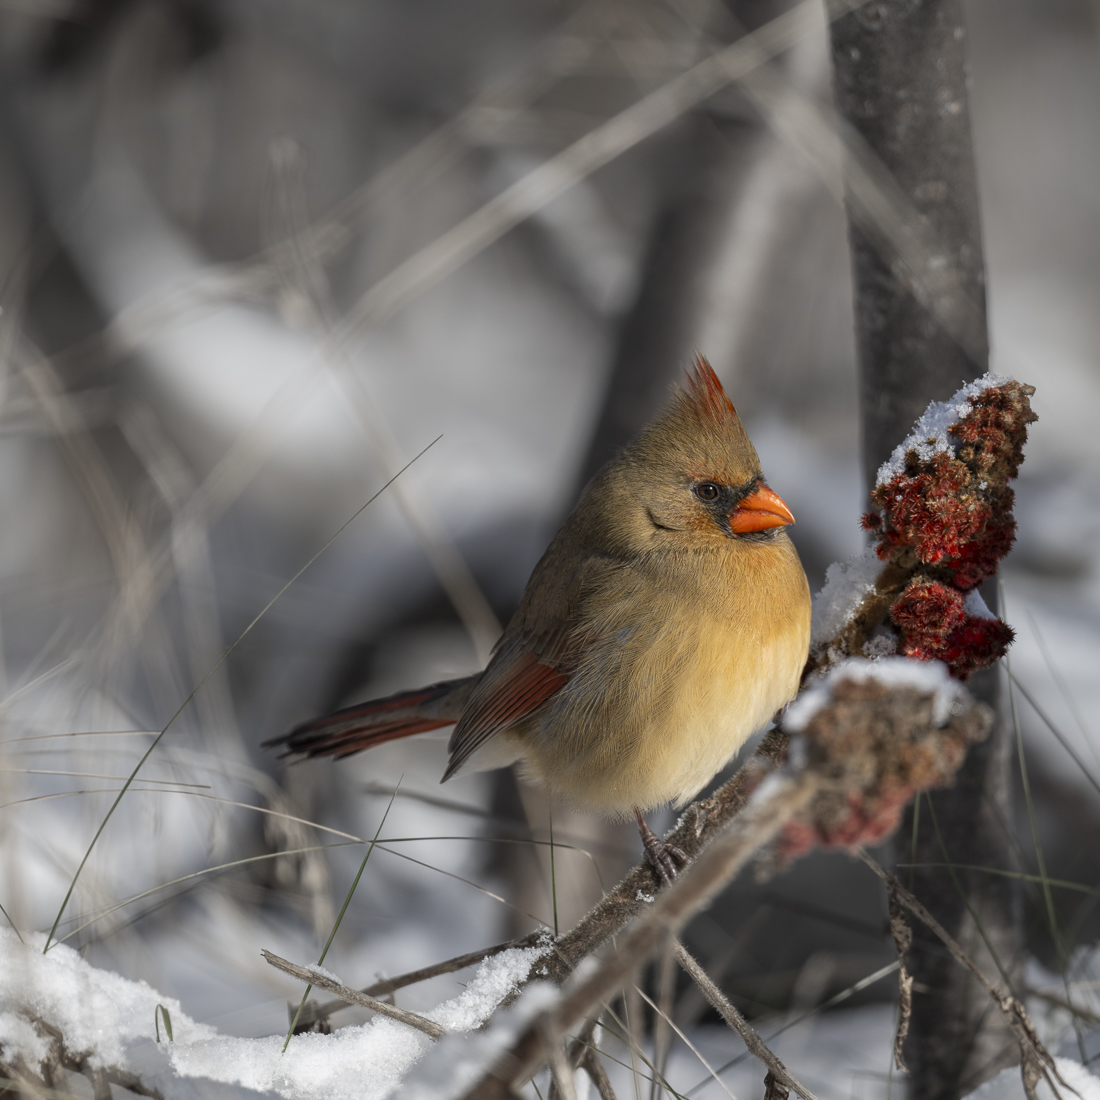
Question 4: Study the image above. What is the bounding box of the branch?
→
[856,854,1069,1100]
[261,951,446,1039]
[460,774,819,1097]
[295,936,538,1027]
[671,940,820,1100]
[537,727,790,986]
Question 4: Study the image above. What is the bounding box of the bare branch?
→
[460,774,819,1097]
[297,936,539,1027]
[671,940,820,1100]
[580,1047,619,1100]
[261,950,446,1040]
[856,854,1070,1100]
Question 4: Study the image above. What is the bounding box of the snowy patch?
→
[0,928,549,1100]
[306,963,344,985]
[784,657,966,732]
[0,929,217,1070]
[810,547,883,651]
[876,373,1014,485]
[400,981,559,1100]
[964,588,997,620]
[963,1057,1100,1099]
[864,631,899,658]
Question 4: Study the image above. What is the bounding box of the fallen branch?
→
[261,950,446,1039]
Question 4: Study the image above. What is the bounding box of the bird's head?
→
[605,356,796,552]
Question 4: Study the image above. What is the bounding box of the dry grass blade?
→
[671,940,819,1100]
[261,951,446,1039]
[43,438,440,952]
[633,982,737,1100]
[268,141,501,661]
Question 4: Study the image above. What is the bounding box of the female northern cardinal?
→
[268,357,810,880]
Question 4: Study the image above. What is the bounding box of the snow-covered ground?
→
[5,927,1100,1099]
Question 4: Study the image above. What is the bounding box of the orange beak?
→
[728,484,796,534]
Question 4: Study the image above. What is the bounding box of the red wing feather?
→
[442,636,572,780]
[267,677,475,761]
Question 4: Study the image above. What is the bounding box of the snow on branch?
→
[810,375,1036,679]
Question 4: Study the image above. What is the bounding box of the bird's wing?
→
[441,627,578,780]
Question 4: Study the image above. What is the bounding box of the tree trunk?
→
[827,3,1020,1096]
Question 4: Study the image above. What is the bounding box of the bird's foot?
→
[635,811,691,885]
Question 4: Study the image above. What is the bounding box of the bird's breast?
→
[514,539,811,817]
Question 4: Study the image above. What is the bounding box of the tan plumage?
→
[270,357,810,862]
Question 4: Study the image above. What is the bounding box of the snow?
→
[0,927,549,1100]
[875,373,1015,485]
[964,1058,1100,1100]
[784,656,967,732]
[400,982,560,1100]
[965,588,998,620]
[810,546,883,653]
[0,929,217,1070]
[304,963,344,985]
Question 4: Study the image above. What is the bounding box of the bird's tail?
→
[265,674,481,760]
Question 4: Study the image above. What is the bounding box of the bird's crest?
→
[642,353,760,483]
[681,355,737,426]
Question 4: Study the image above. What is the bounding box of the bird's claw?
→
[636,813,691,885]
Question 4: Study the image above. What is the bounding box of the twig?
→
[580,1046,619,1100]
[671,940,820,1100]
[1024,987,1100,1026]
[633,983,737,1100]
[537,727,789,986]
[26,1016,163,1100]
[261,950,446,1039]
[856,853,1069,1100]
[764,1070,791,1100]
[459,773,820,1097]
[542,1019,578,1100]
[549,1018,599,1100]
[297,936,540,1026]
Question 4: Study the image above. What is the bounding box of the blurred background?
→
[1,0,1099,1094]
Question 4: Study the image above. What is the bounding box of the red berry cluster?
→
[861,381,1036,679]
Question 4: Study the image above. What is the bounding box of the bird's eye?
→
[694,482,720,502]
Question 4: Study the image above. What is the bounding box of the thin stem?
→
[44,440,439,952]
[549,800,559,938]
[283,785,400,1051]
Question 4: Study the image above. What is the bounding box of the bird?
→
[267,356,811,882]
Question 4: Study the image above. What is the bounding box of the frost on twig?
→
[809,376,1036,679]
